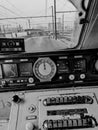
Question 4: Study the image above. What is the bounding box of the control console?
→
[8,88,98,130]
[1,48,98,130]
[0,48,98,91]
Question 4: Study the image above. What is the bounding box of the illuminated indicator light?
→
[24,79,27,82]
[20,59,28,62]
[57,64,59,66]
[21,80,24,82]
[2,42,6,46]
[9,80,13,84]
[5,48,9,51]
[69,74,75,80]
[59,56,67,59]
[1,48,5,51]
[14,48,18,51]
[80,74,85,79]
[59,76,63,80]
[17,80,20,83]
[19,48,22,51]
[26,115,37,120]
[16,42,19,46]
[28,77,34,83]
[74,55,83,58]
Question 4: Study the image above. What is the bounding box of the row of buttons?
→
[1,77,34,87]
[69,74,86,80]
[43,118,93,129]
[58,74,86,81]
[1,48,22,51]
[43,95,93,106]
[2,42,20,47]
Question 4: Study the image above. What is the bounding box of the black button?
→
[12,95,21,103]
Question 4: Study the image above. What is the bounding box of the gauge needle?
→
[44,62,46,70]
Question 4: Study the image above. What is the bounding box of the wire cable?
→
[4,0,25,16]
[0,4,20,16]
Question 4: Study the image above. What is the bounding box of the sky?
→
[0,0,77,29]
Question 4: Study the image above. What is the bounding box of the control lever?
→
[43,115,98,129]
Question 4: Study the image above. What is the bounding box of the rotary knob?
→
[12,95,21,103]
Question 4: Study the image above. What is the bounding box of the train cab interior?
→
[0,0,98,130]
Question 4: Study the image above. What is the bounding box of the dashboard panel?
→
[0,38,25,53]
[0,48,98,91]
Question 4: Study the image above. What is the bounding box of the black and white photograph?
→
[0,0,98,130]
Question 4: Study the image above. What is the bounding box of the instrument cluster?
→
[0,48,98,91]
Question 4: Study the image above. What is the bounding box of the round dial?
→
[33,58,56,81]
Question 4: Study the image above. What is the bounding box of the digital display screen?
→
[19,63,33,76]
[0,65,2,78]
[3,64,18,78]
[73,59,86,72]
[57,60,69,73]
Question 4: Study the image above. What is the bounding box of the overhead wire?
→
[4,0,25,16]
[0,1,25,27]
[0,4,20,16]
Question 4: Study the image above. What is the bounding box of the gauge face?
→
[33,58,56,81]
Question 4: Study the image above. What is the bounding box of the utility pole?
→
[45,0,48,16]
[54,0,57,40]
[28,19,31,29]
[62,14,64,34]
[51,6,54,37]
[3,25,5,33]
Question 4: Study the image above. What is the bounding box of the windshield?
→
[0,0,90,52]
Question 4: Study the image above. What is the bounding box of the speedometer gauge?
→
[33,58,56,82]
